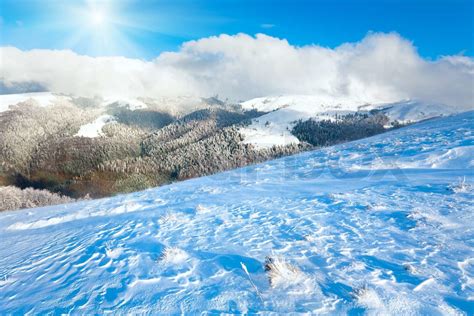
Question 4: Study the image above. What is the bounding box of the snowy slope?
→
[0,92,66,112]
[240,95,461,148]
[369,99,460,124]
[75,115,116,138]
[0,112,473,314]
[241,95,367,113]
[240,95,365,149]
[0,93,194,113]
[101,97,148,110]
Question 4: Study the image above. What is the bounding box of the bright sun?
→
[91,10,105,25]
[66,2,141,56]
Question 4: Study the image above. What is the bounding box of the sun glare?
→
[91,10,105,25]
[61,2,143,56]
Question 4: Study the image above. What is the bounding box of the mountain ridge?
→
[0,92,466,210]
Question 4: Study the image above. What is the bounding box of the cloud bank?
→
[1,32,473,108]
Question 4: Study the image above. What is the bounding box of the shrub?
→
[0,186,74,211]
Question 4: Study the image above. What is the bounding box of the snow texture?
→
[0,111,473,314]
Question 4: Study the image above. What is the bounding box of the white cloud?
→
[1,32,473,109]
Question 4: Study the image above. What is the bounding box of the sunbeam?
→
[54,1,145,57]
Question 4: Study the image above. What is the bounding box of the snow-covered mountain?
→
[0,92,65,112]
[0,92,203,139]
[240,95,461,148]
[0,111,472,314]
[0,92,205,113]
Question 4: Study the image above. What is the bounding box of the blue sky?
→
[0,0,472,59]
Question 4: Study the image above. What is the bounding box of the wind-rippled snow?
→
[0,112,472,314]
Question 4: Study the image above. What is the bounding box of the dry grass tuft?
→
[159,246,189,264]
[264,256,305,288]
[448,177,471,193]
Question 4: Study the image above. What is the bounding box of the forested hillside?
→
[0,95,397,211]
